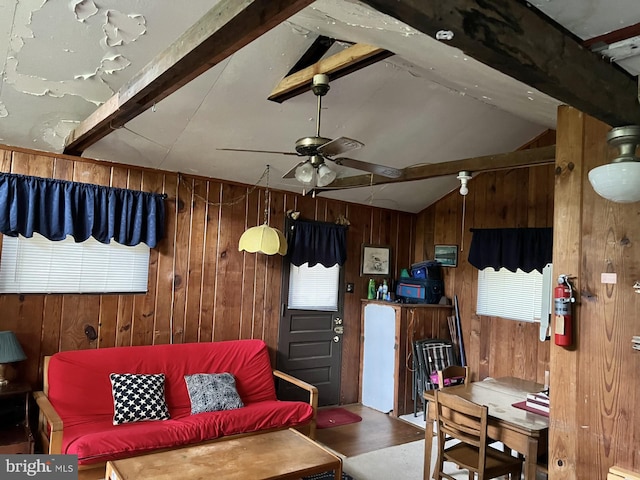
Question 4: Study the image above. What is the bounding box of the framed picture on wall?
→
[361,244,392,276]
[434,244,458,267]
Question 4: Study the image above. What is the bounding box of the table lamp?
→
[0,331,27,386]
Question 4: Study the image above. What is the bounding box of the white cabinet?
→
[359,300,454,416]
[361,303,396,413]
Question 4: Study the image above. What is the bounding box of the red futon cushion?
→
[46,339,313,464]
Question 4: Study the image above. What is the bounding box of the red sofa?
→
[34,339,316,471]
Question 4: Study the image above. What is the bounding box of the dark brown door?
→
[277,264,344,406]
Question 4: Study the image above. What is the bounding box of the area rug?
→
[302,472,355,480]
[316,407,363,429]
[343,439,471,480]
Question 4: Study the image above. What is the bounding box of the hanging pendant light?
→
[238,165,288,255]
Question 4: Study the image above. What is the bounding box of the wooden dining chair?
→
[433,389,523,480]
[437,365,470,389]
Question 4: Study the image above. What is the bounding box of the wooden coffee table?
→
[105,428,342,480]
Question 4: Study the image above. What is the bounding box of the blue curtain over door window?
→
[286,218,348,267]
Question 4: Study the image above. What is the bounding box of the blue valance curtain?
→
[287,219,348,267]
[0,173,166,248]
[468,227,552,273]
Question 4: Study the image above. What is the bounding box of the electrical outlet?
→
[346,282,354,293]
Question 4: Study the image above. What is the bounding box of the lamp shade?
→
[316,164,336,187]
[588,162,640,203]
[294,162,314,184]
[0,331,26,363]
[238,224,288,255]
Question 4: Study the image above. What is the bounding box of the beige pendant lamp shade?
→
[238,165,288,256]
[238,224,287,255]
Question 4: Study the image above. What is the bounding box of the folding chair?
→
[412,339,457,419]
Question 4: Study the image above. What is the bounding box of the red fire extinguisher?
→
[554,274,575,347]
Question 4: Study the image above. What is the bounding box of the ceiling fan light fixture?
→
[316,163,337,187]
[295,162,314,184]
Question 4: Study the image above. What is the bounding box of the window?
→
[0,233,150,294]
[476,267,547,322]
[287,263,339,311]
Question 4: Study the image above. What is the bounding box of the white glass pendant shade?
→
[316,164,337,187]
[295,162,314,184]
[588,162,640,203]
[238,224,288,255]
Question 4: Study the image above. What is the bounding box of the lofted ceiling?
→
[1,0,639,213]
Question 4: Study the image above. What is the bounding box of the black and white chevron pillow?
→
[110,373,170,425]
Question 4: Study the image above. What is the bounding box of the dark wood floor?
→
[77,404,423,479]
[315,404,424,457]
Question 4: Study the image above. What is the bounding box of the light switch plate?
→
[601,272,617,284]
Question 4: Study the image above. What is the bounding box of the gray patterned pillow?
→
[184,373,244,414]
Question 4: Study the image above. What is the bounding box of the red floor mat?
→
[316,407,363,429]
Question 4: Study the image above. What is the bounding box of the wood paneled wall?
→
[414,131,556,384]
[0,146,415,405]
[550,107,640,478]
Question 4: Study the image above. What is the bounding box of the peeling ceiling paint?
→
[0,0,636,211]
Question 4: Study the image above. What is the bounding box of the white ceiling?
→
[1,0,638,212]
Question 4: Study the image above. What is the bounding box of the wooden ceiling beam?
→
[268,43,393,103]
[359,0,640,127]
[63,0,314,156]
[324,144,555,190]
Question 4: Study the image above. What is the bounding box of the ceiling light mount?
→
[588,125,640,203]
[457,171,472,196]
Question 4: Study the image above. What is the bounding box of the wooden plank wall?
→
[0,146,415,405]
[550,107,640,478]
[414,131,556,384]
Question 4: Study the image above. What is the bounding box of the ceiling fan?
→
[219,74,402,187]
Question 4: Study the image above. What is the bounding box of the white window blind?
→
[476,267,543,322]
[288,263,339,311]
[0,233,150,294]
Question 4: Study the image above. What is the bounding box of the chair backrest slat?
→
[435,390,488,472]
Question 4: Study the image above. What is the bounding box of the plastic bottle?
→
[377,284,383,300]
[367,278,376,299]
[382,279,388,300]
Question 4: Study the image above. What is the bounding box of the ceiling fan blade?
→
[218,148,300,156]
[317,137,364,157]
[282,161,306,179]
[333,157,403,178]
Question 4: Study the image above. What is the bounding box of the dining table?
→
[423,376,549,480]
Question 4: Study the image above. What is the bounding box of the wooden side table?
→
[0,382,34,454]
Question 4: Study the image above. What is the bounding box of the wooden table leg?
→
[333,459,343,480]
[524,436,539,480]
[423,414,434,480]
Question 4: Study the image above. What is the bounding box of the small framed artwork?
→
[434,244,458,267]
[361,244,392,276]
